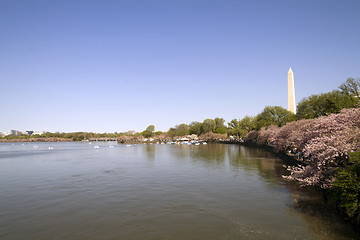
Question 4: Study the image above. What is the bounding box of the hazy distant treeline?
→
[150,78,359,139]
[1,78,358,141]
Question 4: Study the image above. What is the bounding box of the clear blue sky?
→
[1,0,360,133]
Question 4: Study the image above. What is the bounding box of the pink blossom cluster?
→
[245,108,360,188]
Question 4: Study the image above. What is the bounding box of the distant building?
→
[32,131,43,135]
[10,130,19,136]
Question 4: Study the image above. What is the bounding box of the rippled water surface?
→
[0,142,358,240]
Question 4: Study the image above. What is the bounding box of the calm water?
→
[0,142,358,240]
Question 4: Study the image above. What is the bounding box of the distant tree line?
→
[1,132,125,141]
[141,77,358,140]
[226,78,359,138]
[2,78,358,142]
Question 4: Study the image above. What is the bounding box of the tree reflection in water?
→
[140,143,359,238]
[144,144,155,160]
[225,144,359,239]
[188,143,227,169]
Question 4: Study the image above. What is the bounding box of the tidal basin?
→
[0,142,358,240]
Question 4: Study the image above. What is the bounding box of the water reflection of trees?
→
[227,145,288,183]
[154,143,358,237]
[143,144,155,161]
[188,144,227,169]
[287,187,359,239]
[224,144,359,238]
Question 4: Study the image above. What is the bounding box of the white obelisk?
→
[288,68,296,114]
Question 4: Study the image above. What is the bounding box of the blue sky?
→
[1,0,360,133]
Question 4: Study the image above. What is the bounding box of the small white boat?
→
[194,143,200,146]
[94,145,100,149]
[202,142,207,145]
[109,145,114,148]
[126,145,131,147]
[48,146,54,150]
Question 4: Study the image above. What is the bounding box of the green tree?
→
[146,125,155,133]
[255,106,295,130]
[297,90,358,119]
[142,131,152,138]
[201,119,216,133]
[214,117,227,134]
[339,78,360,99]
[331,151,360,217]
[239,116,256,132]
[227,116,256,137]
[227,119,243,137]
[167,128,177,138]
[175,124,189,136]
[142,125,155,138]
[189,121,202,135]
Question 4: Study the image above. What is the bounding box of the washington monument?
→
[288,68,296,114]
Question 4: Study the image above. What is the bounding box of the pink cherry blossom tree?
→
[245,107,360,188]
